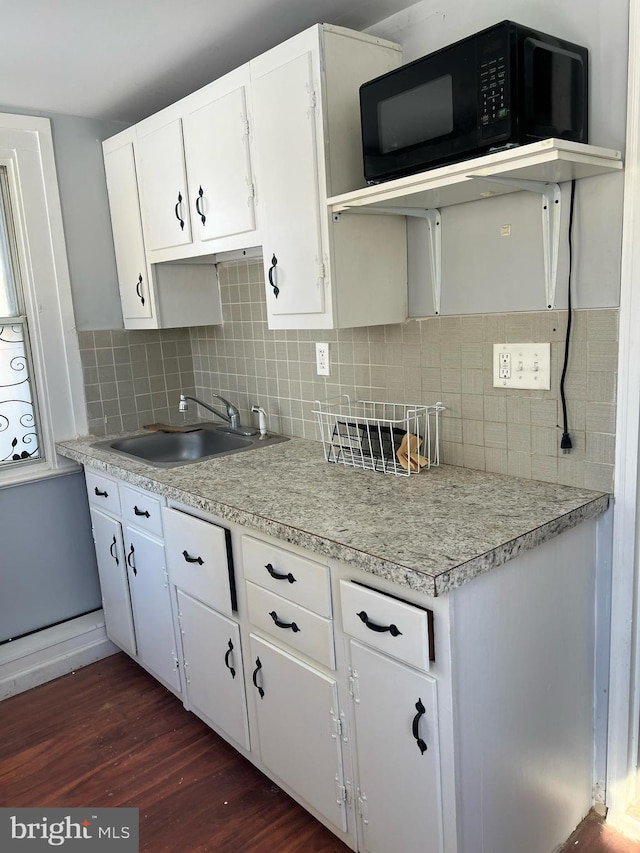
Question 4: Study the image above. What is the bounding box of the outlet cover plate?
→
[493,343,551,389]
[315,342,330,376]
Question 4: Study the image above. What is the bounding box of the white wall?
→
[0,105,128,330]
[367,0,628,314]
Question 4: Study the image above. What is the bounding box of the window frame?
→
[0,114,87,487]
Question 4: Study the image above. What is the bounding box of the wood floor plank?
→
[0,653,351,852]
[1,653,639,852]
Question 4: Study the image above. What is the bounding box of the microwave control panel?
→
[478,29,511,141]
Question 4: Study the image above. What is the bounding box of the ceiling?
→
[0,0,418,125]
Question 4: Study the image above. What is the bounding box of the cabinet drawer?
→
[246,581,335,669]
[242,535,332,617]
[339,580,433,672]
[163,507,235,617]
[120,484,164,537]
[85,470,121,515]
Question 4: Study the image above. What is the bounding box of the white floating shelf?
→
[328,138,623,213]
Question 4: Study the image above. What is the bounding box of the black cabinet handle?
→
[412,698,427,755]
[109,535,119,565]
[252,657,264,699]
[265,562,296,584]
[175,191,185,230]
[94,486,108,498]
[195,185,206,225]
[268,254,279,298]
[135,273,145,306]
[269,610,300,633]
[356,610,402,637]
[126,544,136,576]
[182,550,203,565]
[134,505,150,518]
[224,639,236,679]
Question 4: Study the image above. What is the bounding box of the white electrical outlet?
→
[316,342,330,376]
[493,343,551,389]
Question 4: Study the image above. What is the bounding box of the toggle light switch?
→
[493,343,551,389]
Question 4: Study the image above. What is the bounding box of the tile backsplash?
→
[77,257,618,492]
[77,327,195,435]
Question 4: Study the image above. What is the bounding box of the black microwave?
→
[360,20,589,183]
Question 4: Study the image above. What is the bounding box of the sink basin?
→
[100,425,288,467]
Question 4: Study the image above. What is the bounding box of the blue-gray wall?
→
[0,472,101,641]
[0,107,126,640]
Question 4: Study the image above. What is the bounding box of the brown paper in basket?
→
[396,433,429,472]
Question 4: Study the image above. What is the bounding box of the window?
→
[0,114,86,487]
[0,165,42,468]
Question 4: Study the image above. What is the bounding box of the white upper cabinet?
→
[182,67,257,245]
[103,129,153,323]
[135,64,258,263]
[136,114,193,253]
[250,25,407,330]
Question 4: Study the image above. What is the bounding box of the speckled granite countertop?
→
[57,434,609,597]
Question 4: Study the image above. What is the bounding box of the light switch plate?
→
[493,343,551,389]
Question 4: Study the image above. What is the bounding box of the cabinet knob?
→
[356,610,402,637]
[135,273,145,306]
[126,543,136,576]
[195,185,206,225]
[182,550,203,565]
[174,191,185,230]
[411,698,428,755]
[109,535,119,565]
[269,610,300,633]
[252,657,264,699]
[265,562,296,584]
[224,639,236,679]
[268,254,279,298]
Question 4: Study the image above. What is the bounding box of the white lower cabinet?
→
[248,633,349,834]
[82,466,599,853]
[86,472,181,695]
[349,641,443,853]
[90,507,136,658]
[176,589,249,750]
[123,524,181,693]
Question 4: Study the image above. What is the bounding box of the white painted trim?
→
[606,0,640,829]
[0,113,87,488]
[0,612,119,700]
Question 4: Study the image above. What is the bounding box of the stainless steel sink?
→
[99,424,288,467]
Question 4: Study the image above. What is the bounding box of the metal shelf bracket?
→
[335,206,442,314]
[469,176,562,309]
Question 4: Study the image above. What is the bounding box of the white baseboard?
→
[0,611,119,700]
[606,810,640,841]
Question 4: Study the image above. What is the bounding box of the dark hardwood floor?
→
[0,652,638,853]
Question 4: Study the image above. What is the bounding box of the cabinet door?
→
[251,46,326,318]
[249,634,348,833]
[103,141,152,321]
[90,508,136,657]
[350,641,443,853]
[124,526,181,693]
[183,81,256,243]
[177,590,250,750]
[136,119,192,251]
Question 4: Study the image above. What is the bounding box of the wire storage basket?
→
[312,396,444,477]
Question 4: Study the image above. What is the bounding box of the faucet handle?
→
[251,405,269,438]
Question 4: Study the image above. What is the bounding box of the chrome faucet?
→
[178,393,257,435]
